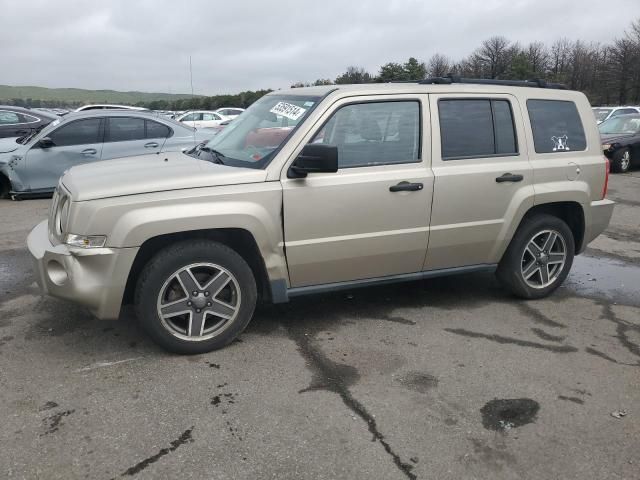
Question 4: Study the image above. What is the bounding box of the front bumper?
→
[27,220,139,320]
[582,199,615,251]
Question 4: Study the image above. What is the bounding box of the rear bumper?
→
[27,220,139,320]
[581,199,615,252]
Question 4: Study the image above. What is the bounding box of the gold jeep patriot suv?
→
[27,78,615,354]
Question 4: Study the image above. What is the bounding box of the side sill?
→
[272,264,497,303]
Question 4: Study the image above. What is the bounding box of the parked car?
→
[27,79,613,354]
[599,113,640,173]
[0,111,216,198]
[592,106,640,124]
[176,111,228,129]
[215,108,245,119]
[0,106,58,139]
[75,104,148,112]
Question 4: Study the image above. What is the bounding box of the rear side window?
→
[50,119,102,146]
[527,100,586,153]
[107,117,145,142]
[146,120,171,138]
[439,99,518,160]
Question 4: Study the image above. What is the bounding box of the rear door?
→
[22,117,104,191]
[101,116,165,159]
[424,93,534,270]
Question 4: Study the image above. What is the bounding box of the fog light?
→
[47,260,68,285]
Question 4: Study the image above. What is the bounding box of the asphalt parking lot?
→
[1,174,639,480]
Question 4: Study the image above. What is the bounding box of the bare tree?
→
[472,36,511,78]
[525,42,550,77]
[427,53,452,77]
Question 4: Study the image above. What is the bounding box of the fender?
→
[69,182,289,285]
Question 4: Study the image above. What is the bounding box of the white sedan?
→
[177,111,228,129]
[215,108,245,119]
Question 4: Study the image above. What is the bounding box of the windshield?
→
[188,94,320,168]
[598,116,640,135]
[592,108,612,122]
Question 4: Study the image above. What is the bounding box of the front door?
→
[281,95,434,287]
[22,117,104,191]
[424,93,534,270]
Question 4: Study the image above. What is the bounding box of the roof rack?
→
[418,75,567,90]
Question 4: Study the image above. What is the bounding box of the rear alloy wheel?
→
[497,214,575,299]
[611,148,631,173]
[135,240,257,354]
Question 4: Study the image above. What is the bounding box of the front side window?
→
[190,94,320,168]
[527,100,586,153]
[0,111,21,125]
[180,113,196,122]
[107,117,145,142]
[310,101,420,168]
[49,118,102,147]
[439,99,518,159]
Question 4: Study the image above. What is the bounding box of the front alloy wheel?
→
[135,240,257,354]
[157,263,241,341]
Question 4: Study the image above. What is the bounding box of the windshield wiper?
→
[199,146,226,165]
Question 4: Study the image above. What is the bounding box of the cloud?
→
[1,0,638,94]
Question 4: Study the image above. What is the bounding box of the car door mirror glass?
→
[288,144,338,178]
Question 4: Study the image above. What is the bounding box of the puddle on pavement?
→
[565,255,640,306]
[480,398,540,431]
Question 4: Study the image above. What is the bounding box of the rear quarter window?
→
[527,100,586,153]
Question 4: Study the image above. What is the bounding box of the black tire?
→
[0,175,10,199]
[611,147,631,173]
[135,240,257,354]
[496,214,575,299]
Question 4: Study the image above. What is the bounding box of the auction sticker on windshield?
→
[270,102,307,121]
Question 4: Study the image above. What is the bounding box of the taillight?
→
[602,157,610,199]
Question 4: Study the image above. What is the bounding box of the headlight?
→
[602,144,611,151]
[54,196,69,236]
[65,234,107,248]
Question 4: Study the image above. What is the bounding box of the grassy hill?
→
[0,84,199,107]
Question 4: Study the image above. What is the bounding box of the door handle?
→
[81,148,97,155]
[145,142,159,148]
[495,173,523,183]
[389,181,424,192]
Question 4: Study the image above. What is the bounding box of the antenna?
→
[189,55,196,147]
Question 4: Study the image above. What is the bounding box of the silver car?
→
[0,111,216,198]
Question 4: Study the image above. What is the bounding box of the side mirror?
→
[38,137,54,148]
[288,144,338,178]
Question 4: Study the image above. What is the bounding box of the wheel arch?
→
[123,228,273,306]
[0,171,10,198]
[514,201,585,255]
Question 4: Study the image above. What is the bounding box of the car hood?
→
[600,133,634,144]
[62,151,267,201]
[0,137,21,154]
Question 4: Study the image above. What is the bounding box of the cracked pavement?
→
[1,172,639,479]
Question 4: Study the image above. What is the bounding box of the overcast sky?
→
[1,0,638,95]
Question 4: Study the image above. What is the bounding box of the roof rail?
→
[418,75,567,90]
